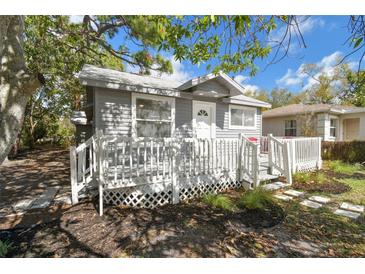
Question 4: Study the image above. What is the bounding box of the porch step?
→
[259,173,279,181]
[263,181,289,191]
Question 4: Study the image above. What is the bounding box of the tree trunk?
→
[0,16,40,164]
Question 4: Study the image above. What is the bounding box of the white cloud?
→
[151,57,192,83]
[69,15,84,24]
[276,69,303,86]
[269,17,325,54]
[276,51,346,91]
[234,75,260,93]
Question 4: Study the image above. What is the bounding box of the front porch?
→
[70,133,322,215]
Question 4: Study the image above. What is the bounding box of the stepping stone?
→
[274,194,293,201]
[12,199,35,211]
[263,181,288,191]
[308,195,331,204]
[28,199,51,209]
[300,199,322,209]
[334,209,361,219]
[284,189,305,198]
[340,202,364,213]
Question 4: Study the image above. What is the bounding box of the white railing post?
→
[252,144,259,188]
[268,134,273,174]
[290,139,296,173]
[283,142,293,185]
[70,146,79,204]
[172,139,180,204]
[98,135,105,216]
[317,137,322,169]
[238,133,244,180]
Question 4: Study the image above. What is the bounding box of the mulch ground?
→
[0,146,71,216]
[1,148,365,258]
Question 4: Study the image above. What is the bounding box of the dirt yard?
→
[0,147,71,216]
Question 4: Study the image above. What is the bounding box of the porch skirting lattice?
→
[104,173,243,208]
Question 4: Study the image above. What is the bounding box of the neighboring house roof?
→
[263,103,365,118]
[78,64,271,108]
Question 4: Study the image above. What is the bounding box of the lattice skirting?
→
[295,160,321,172]
[179,174,242,201]
[104,182,173,208]
[103,173,243,208]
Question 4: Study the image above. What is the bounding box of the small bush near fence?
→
[322,141,365,163]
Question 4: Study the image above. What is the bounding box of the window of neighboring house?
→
[330,118,337,138]
[133,94,174,138]
[229,105,256,129]
[285,120,297,136]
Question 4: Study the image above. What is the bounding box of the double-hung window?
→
[330,118,337,138]
[133,94,174,138]
[229,105,256,129]
[285,120,297,137]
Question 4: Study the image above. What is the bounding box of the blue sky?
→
[101,16,363,94]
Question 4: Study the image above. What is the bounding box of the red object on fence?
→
[248,137,258,142]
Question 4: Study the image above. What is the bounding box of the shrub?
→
[239,187,275,210]
[322,141,365,163]
[0,240,12,258]
[202,194,235,211]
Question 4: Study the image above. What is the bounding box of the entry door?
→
[344,118,360,141]
[193,101,216,138]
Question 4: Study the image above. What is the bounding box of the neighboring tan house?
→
[262,104,365,141]
[71,64,271,144]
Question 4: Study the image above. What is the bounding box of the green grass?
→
[293,172,311,183]
[0,240,12,258]
[239,187,275,210]
[330,178,365,205]
[328,160,363,175]
[202,194,235,211]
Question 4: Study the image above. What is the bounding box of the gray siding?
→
[94,87,132,136]
[192,79,229,95]
[92,88,262,139]
[175,98,193,137]
[216,103,262,138]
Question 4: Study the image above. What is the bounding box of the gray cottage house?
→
[69,65,322,213]
[71,64,271,143]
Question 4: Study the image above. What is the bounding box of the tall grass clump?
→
[202,194,235,211]
[239,187,275,210]
[328,160,361,175]
[0,240,12,258]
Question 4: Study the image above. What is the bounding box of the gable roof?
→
[78,64,270,108]
[178,71,245,95]
[263,103,365,118]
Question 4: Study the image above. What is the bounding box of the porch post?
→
[268,134,273,174]
[238,133,244,181]
[98,136,105,216]
[317,137,323,169]
[283,142,293,185]
[172,140,180,204]
[70,146,79,204]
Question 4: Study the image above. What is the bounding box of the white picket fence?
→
[70,132,322,215]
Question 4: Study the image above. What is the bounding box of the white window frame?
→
[329,117,338,138]
[228,105,257,130]
[284,120,297,137]
[192,100,216,138]
[131,93,175,138]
